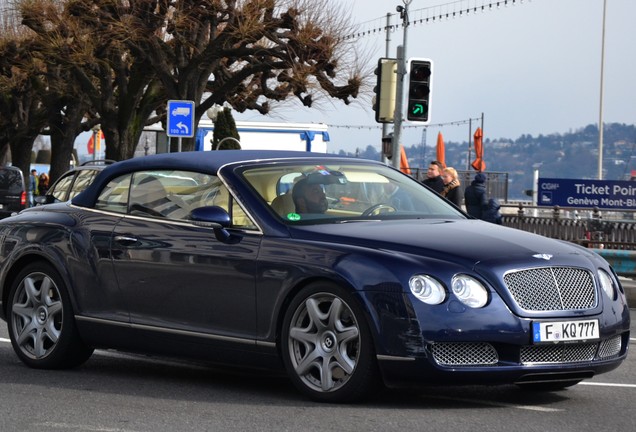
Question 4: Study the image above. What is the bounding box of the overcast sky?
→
[233,0,636,155]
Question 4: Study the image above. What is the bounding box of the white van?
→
[194,121,330,153]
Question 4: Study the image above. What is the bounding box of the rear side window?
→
[69,170,98,199]
[95,174,132,213]
[50,173,75,202]
[0,169,24,193]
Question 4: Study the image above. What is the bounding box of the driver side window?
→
[95,170,256,229]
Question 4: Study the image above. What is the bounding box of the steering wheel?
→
[362,203,397,216]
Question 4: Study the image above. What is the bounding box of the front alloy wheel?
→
[8,262,93,369]
[282,283,378,402]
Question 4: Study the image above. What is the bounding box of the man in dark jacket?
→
[422,160,445,193]
[463,172,487,219]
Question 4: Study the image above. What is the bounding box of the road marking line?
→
[0,337,9,343]
[420,395,563,412]
[580,382,636,389]
[35,422,142,432]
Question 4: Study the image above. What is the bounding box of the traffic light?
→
[406,58,433,122]
[373,58,398,123]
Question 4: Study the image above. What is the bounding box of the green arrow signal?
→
[407,101,428,121]
[412,103,425,115]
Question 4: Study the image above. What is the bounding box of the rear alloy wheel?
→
[7,262,93,369]
[282,283,378,402]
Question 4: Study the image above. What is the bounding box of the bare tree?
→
[74,0,365,152]
[11,0,367,161]
[23,1,95,181]
[0,18,47,183]
[19,0,165,161]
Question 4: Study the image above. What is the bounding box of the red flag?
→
[471,127,486,171]
[436,132,446,168]
[87,130,104,155]
[399,146,411,175]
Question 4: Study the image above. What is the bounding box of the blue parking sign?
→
[167,100,195,138]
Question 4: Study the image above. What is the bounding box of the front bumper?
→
[359,288,630,388]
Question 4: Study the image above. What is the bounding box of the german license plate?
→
[532,319,599,343]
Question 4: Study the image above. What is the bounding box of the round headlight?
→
[451,275,489,308]
[409,275,446,305]
[598,269,617,300]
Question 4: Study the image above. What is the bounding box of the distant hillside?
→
[337,123,636,200]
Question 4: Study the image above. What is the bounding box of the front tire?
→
[7,262,93,369]
[281,282,379,402]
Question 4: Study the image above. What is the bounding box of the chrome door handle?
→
[114,235,138,245]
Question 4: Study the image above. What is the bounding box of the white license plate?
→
[0,204,3,209]
[532,319,600,343]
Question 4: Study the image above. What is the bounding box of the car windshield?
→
[240,162,465,224]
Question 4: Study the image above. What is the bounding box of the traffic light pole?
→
[382,13,392,162]
[392,45,405,168]
[391,0,412,169]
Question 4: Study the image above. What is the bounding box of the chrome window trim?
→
[68,202,264,235]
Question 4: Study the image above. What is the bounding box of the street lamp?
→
[390,0,413,168]
[597,0,607,180]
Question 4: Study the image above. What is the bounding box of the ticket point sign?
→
[538,178,636,210]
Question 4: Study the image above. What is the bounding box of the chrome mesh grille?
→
[431,342,498,366]
[520,343,597,364]
[597,335,622,359]
[431,337,623,367]
[503,267,596,311]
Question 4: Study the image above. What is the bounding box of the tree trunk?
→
[48,101,88,183]
[9,135,37,189]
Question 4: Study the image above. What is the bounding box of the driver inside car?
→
[292,177,328,214]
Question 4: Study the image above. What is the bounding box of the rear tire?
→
[281,282,379,403]
[7,262,93,369]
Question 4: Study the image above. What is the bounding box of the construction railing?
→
[500,204,636,276]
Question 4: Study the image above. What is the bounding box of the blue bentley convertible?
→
[0,150,630,402]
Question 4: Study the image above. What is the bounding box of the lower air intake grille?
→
[521,343,596,364]
[597,335,622,359]
[431,342,498,366]
[431,336,623,367]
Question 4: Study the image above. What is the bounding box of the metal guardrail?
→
[501,204,636,250]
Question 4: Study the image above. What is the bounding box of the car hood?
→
[289,218,593,268]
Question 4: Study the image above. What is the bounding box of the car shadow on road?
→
[0,347,572,409]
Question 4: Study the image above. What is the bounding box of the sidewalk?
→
[619,277,636,308]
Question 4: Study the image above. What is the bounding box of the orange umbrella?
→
[436,132,446,168]
[471,127,486,171]
[399,145,412,175]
